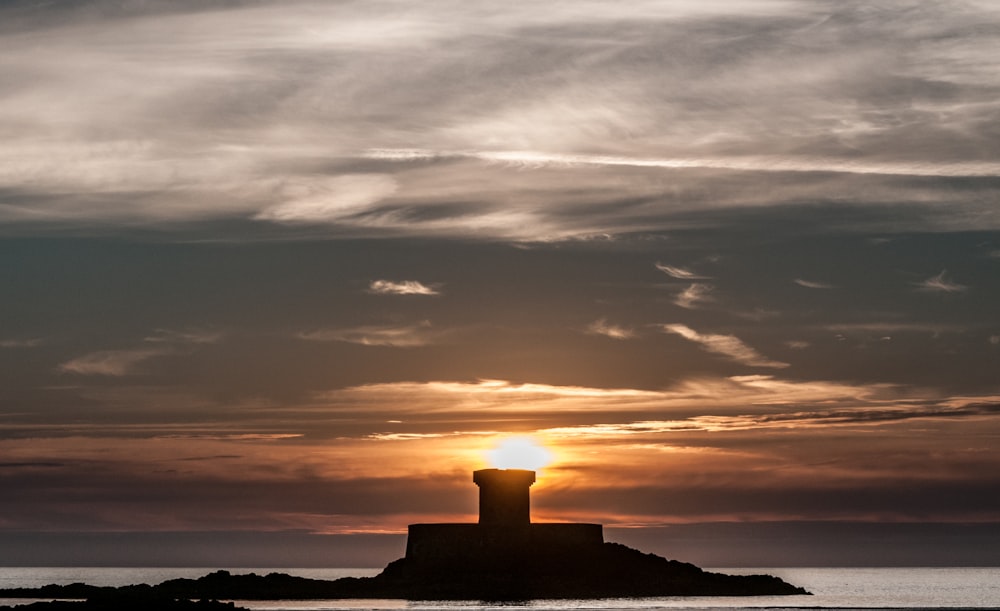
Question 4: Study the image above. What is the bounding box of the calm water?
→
[2,567,999,610]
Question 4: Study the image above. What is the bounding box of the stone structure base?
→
[405,523,603,561]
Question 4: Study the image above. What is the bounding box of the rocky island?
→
[1,468,807,608]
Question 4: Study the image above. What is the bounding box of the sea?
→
[2,567,1000,610]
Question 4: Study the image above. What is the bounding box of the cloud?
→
[7,371,999,532]
[143,329,222,344]
[254,175,399,223]
[368,280,440,296]
[675,283,714,309]
[356,379,661,401]
[825,322,959,335]
[916,270,968,293]
[655,263,710,280]
[56,329,220,376]
[660,324,789,368]
[3,1,1000,241]
[367,432,450,441]
[310,379,665,420]
[324,375,881,427]
[369,149,1000,179]
[58,349,167,376]
[542,397,1000,437]
[586,318,634,340]
[297,322,437,347]
[157,433,304,441]
[794,278,835,289]
[0,338,44,348]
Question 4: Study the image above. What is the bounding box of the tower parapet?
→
[473,468,535,528]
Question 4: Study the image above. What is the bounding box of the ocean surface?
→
[2,567,1000,610]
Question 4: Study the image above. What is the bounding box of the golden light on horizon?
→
[486,436,553,471]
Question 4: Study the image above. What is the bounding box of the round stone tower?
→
[473,468,536,528]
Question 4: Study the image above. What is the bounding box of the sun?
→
[486,436,553,471]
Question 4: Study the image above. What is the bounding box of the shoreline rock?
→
[0,542,809,605]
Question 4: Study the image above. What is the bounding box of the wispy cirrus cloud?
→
[57,328,221,376]
[916,270,967,293]
[312,379,665,419]
[0,338,44,348]
[586,318,635,340]
[254,175,399,223]
[310,375,985,436]
[675,283,714,309]
[660,324,788,368]
[297,322,437,347]
[54,326,226,378]
[368,280,440,296]
[367,432,454,441]
[143,328,222,345]
[369,149,1000,179]
[58,348,167,376]
[794,278,836,289]
[157,433,304,441]
[542,399,1000,438]
[655,263,710,280]
[825,322,961,337]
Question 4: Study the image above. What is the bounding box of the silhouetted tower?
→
[405,467,602,560]
[473,468,535,528]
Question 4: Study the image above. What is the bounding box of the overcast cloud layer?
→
[1,0,999,566]
[3,0,1000,239]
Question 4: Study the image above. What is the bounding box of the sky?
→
[1,0,999,567]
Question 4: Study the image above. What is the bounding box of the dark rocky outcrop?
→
[372,541,808,599]
[1,468,809,604]
[0,543,808,604]
[0,596,245,611]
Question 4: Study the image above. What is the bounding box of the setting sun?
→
[486,436,553,470]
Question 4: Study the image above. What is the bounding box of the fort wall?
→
[406,523,603,560]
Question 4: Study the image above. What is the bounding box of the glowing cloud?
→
[586,318,635,340]
[541,399,1000,437]
[675,283,714,309]
[255,174,398,223]
[58,348,168,376]
[916,270,967,293]
[486,436,552,471]
[655,263,711,280]
[368,280,441,296]
[794,278,836,289]
[661,324,789,368]
[297,322,436,347]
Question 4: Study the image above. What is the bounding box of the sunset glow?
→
[486,436,553,471]
[2,0,1000,569]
